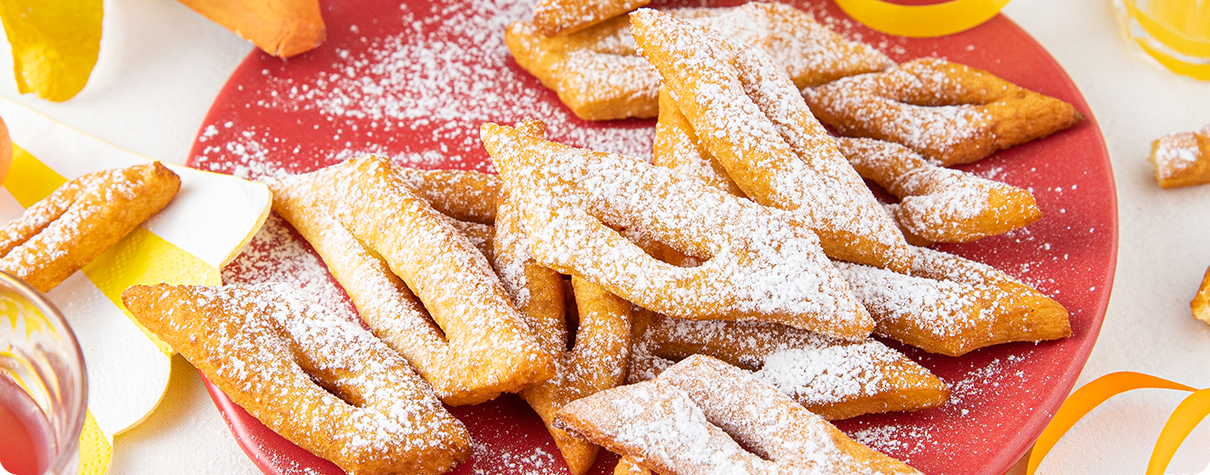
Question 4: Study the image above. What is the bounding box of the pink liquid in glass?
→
[0,376,51,475]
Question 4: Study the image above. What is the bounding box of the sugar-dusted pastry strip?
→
[803,58,1084,166]
[532,0,650,36]
[1192,265,1210,325]
[266,156,554,405]
[121,283,471,475]
[845,245,1070,356]
[652,87,745,196]
[483,120,873,341]
[395,167,502,224]
[1149,123,1210,189]
[613,457,650,475]
[0,162,179,292]
[628,310,948,420]
[507,3,893,121]
[556,355,925,475]
[835,137,1042,243]
[632,9,913,273]
[493,191,632,475]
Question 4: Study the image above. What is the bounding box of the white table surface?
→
[1,0,1208,474]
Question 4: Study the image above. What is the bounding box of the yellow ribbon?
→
[1028,372,1210,475]
[833,0,1011,38]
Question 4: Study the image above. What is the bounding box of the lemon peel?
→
[0,0,102,101]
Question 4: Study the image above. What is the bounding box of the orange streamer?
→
[1027,371,1210,475]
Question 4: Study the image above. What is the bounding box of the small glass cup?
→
[1114,0,1210,80]
[0,271,87,475]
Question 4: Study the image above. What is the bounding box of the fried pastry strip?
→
[532,0,650,36]
[121,283,471,475]
[395,166,502,224]
[632,9,913,272]
[556,355,925,475]
[507,3,893,121]
[803,58,1084,166]
[1149,123,1210,189]
[483,120,873,341]
[836,137,1042,243]
[493,191,631,475]
[267,156,553,405]
[0,162,179,292]
[627,310,948,420]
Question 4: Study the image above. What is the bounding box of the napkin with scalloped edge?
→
[0,97,271,475]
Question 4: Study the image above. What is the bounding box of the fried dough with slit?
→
[836,137,1042,243]
[0,162,179,292]
[1149,123,1210,189]
[802,58,1083,166]
[632,9,913,272]
[483,120,873,341]
[266,156,553,405]
[493,190,631,475]
[121,283,471,475]
[396,167,502,224]
[532,0,650,36]
[627,310,948,420]
[555,355,925,475]
[507,3,893,121]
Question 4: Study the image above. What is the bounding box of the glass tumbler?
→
[0,271,87,475]
[1115,0,1210,80]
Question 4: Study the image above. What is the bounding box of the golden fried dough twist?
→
[839,246,1069,356]
[0,162,179,292]
[507,3,893,121]
[555,355,925,475]
[395,167,502,224]
[267,156,554,405]
[121,283,471,475]
[835,137,1042,243]
[632,9,913,273]
[802,58,1084,166]
[627,310,948,420]
[1149,123,1210,189]
[493,191,632,475]
[483,120,873,341]
[533,0,650,37]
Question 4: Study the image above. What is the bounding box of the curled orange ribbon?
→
[833,0,1011,38]
[1028,372,1210,475]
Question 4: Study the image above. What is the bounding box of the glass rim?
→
[0,269,89,473]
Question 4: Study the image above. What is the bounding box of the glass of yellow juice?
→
[1115,0,1210,80]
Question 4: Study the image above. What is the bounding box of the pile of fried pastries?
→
[113,3,1086,475]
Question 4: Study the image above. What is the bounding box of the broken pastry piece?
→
[483,120,874,341]
[532,0,650,36]
[0,162,179,292]
[493,191,632,475]
[632,8,913,272]
[1192,266,1210,325]
[507,3,893,120]
[836,137,1042,243]
[121,283,471,475]
[803,58,1084,166]
[555,355,925,475]
[1149,123,1210,189]
[266,156,554,406]
[628,310,949,420]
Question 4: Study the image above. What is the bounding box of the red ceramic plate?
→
[187,0,1116,474]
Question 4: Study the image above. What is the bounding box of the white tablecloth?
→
[0,0,1207,473]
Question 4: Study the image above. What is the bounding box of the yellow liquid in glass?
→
[1118,0,1210,79]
